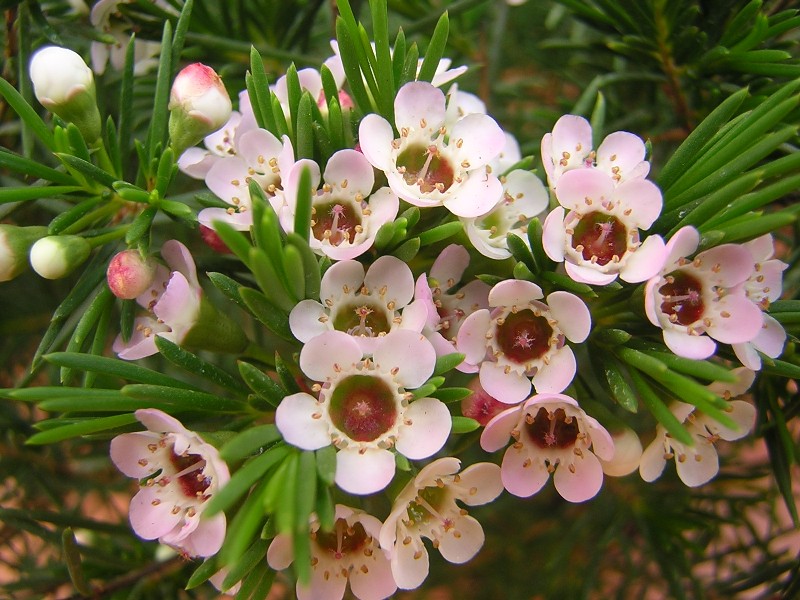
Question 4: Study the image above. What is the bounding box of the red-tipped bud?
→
[107,249,158,299]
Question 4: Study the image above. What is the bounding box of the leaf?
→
[417,221,463,246]
[451,416,480,434]
[293,166,314,243]
[220,424,282,463]
[121,384,247,412]
[239,287,294,341]
[417,12,449,83]
[392,237,420,261]
[238,361,287,408]
[315,445,337,486]
[221,539,269,593]
[44,352,197,389]
[62,528,91,596]
[430,387,472,403]
[186,557,219,590]
[56,154,116,189]
[600,354,638,413]
[155,336,249,394]
[629,369,692,446]
[0,185,83,204]
[146,20,173,167]
[433,353,465,376]
[0,76,55,150]
[0,148,74,184]
[286,233,321,300]
[26,413,138,445]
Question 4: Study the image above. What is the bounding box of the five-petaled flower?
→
[275,330,451,495]
[110,409,230,557]
[480,393,615,502]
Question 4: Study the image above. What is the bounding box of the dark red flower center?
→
[314,518,369,560]
[526,407,579,449]
[571,211,628,266]
[658,270,705,326]
[329,375,398,442]
[333,302,390,337]
[496,309,554,364]
[312,201,361,246]
[169,451,211,499]
[397,143,454,194]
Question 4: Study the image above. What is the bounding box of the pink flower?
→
[644,227,764,359]
[177,110,244,179]
[359,81,506,217]
[112,240,201,360]
[543,169,666,285]
[732,234,788,370]
[379,457,503,590]
[411,244,490,369]
[267,505,396,600]
[272,56,347,115]
[480,393,615,502]
[639,369,757,487]
[275,330,451,495]
[280,149,399,260]
[541,114,650,191]
[289,255,420,355]
[200,128,295,231]
[456,279,591,404]
[109,409,229,557]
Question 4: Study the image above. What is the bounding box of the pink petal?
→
[595,131,647,180]
[732,342,761,371]
[161,240,198,288]
[178,147,216,179]
[113,317,166,360]
[443,172,504,218]
[455,309,490,365]
[237,128,284,167]
[644,279,662,327]
[531,346,576,393]
[275,393,331,450]
[542,207,567,262]
[457,462,504,505]
[695,244,754,287]
[110,432,160,478]
[638,436,667,482]
[324,148,374,197]
[706,293,763,344]
[128,486,183,539]
[550,115,592,171]
[153,272,200,337]
[206,157,249,204]
[134,408,186,434]
[675,439,719,487]
[394,82,445,133]
[584,415,616,461]
[503,170,549,217]
[488,279,543,308]
[753,313,786,357]
[564,261,619,286]
[501,446,549,497]
[297,570,347,600]
[320,259,366,303]
[480,405,522,452]
[430,244,470,285]
[391,533,429,590]
[400,300,429,333]
[450,113,505,169]
[711,400,756,441]
[396,398,451,459]
[289,300,330,342]
[553,451,604,502]
[437,514,484,563]
[547,291,591,342]
[282,158,321,214]
[663,329,716,359]
[358,114,395,171]
[480,360,531,405]
[665,226,700,266]
[266,534,293,570]
[349,551,397,600]
[555,169,614,213]
[199,207,253,231]
[613,178,662,229]
[300,332,363,382]
[335,447,395,495]
[374,330,436,389]
[180,513,226,557]
[620,235,666,283]
[364,255,415,309]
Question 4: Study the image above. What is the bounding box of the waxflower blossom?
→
[0,225,47,282]
[272,55,347,115]
[109,409,229,557]
[267,505,396,600]
[29,235,91,280]
[178,110,245,179]
[541,114,650,192]
[457,279,591,403]
[639,369,757,487]
[201,128,295,231]
[379,458,503,590]
[359,81,506,218]
[280,149,399,260]
[644,226,764,359]
[29,45,102,141]
[275,330,451,495]
[461,378,508,426]
[543,168,666,285]
[168,63,232,156]
[412,244,490,366]
[106,249,158,300]
[89,0,165,75]
[112,240,246,360]
[289,255,420,355]
[481,393,615,502]
[732,234,788,370]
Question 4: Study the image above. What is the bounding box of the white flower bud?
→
[30,235,92,280]
[168,63,232,156]
[599,427,643,477]
[107,249,158,299]
[29,46,102,141]
[0,225,48,282]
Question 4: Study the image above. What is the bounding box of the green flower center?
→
[406,485,447,526]
[571,211,628,266]
[329,375,398,442]
[333,302,391,338]
[312,200,361,246]
[658,270,705,326]
[397,143,454,194]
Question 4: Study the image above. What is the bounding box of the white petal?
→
[638,436,668,482]
[564,260,619,285]
[289,300,330,342]
[555,169,614,213]
[450,113,505,169]
[437,514,485,563]
[553,452,604,502]
[396,398,451,459]
[456,310,491,366]
[488,279,543,307]
[324,148,374,196]
[531,346,576,394]
[275,393,331,450]
[335,447,396,495]
[542,207,567,262]
[546,291,591,342]
[442,172,504,218]
[320,260,365,303]
[676,439,719,487]
[358,114,395,171]
[364,255,415,308]
[619,235,667,283]
[395,82,446,133]
[300,331,363,382]
[457,462,504,505]
[480,360,531,405]
[663,328,716,360]
[391,532,429,590]
[373,330,436,389]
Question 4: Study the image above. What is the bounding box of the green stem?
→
[91,139,117,176]
[61,199,125,236]
[84,227,129,248]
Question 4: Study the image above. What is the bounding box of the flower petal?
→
[488,279,543,308]
[275,393,331,450]
[613,178,662,229]
[665,226,700,266]
[364,255,415,309]
[437,514,485,563]
[320,259,365,303]
[396,398,451,459]
[531,346,576,393]
[555,168,614,213]
[501,446,549,497]
[663,328,716,359]
[391,532,429,590]
[442,172,504,218]
[480,360,531,404]
[373,330,436,389]
[335,447,395,495]
[547,291,591,342]
[450,113,505,169]
[676,438,719,487]
[595,131,647,181]
[128,486,183,540]
[289,300,330,342]
[395,82,445,133]
[110,432,160,478]
[324,148,374,197]
[349,550,397,600]
[542,206,567,262]
[266,534,294,570]
[456,309,490,366]
[553,451,604,502]
[358,114,395,171]
[458,462,504,505]
[430,244,470,285]
[179,513,226,557]
[564,261,619,286]
[480,405,522,452]
[639,435,667,483]
[620,235,666,283]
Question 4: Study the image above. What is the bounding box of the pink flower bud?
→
[199,225,232,254]
[168,63,232,156]
[461,378,507,426]
[107,249,158,299]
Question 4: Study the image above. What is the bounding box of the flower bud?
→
[107,249,158,299]
[30,235,92,279]
[0,225,48,282]
[199,225,232,254]
[599,427,643,477]
[29,46,102,142]
[168,63,232,156]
